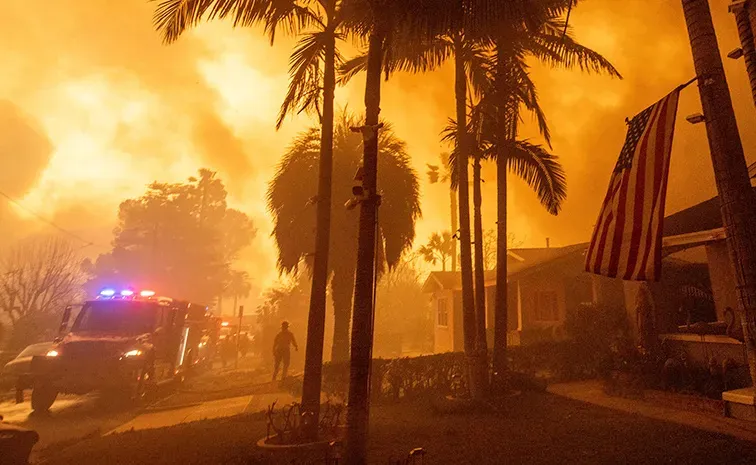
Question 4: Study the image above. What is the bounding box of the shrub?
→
[320,353,467,403]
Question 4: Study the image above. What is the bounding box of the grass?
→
[42,391,756,465]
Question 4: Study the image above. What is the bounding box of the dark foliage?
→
[84,169,255,304]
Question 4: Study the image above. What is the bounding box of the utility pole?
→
[729,1,756,107]
[682,0,756,388]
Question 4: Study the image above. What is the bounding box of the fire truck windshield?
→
[72,301,158,335]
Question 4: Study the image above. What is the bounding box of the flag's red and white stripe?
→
[585,89,681,281]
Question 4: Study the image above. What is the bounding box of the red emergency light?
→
[98,288,159,300]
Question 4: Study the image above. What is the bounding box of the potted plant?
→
[257,401,345,464]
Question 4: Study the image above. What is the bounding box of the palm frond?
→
[277,31,330,129]
[152,0,271,44]
[383,34,454,76]
[338,53,369,85]
[501,140,567,215]
[512,64,551,146]
[152,0,216,44]
[524,32,622,78]
[265,1,324,44]
[464,42,494,100]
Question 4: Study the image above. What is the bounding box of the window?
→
[72,301,158,335]
[437,298,449,327]
[535,291,559,321]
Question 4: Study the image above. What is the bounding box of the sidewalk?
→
[548,379,756,443]
[109,390,296,434]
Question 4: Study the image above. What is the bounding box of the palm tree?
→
[418,231,455,271]
[153,0,345,431]
[267,112,420,362]
[487,6,620,390]
[426,154,458,271]
[340,27,494,399]
[224,270,251,317]
[682,0,756,391]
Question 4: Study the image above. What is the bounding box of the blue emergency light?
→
[100,289,116,297]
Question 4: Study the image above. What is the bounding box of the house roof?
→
[421,270,496,293]
[507,244,586,276]
[421,243,588,292]
[662,186,756,237]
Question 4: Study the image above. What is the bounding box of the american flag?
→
[585,88,681,281]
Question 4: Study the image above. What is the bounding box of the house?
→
[620,189,755,371]
[422,244,614,353]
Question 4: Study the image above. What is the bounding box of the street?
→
[0,360,298,462]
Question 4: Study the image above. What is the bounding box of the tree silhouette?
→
[486,4,620,390]
[153,0,348,427]
[85,169,255,305]
[426,154,458,271]
[224,270,252,317]
[0,235,83,349]
[418,231,455,271]
[267,112,420,363]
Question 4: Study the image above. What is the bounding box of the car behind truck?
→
[27,289,216,411]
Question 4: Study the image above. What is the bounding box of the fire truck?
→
[28,288,218,412]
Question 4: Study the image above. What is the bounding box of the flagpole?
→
[625,76,702,125]
[678,75,703,90]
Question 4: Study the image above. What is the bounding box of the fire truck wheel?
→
[31,383,58,412]
[133,363,155,404]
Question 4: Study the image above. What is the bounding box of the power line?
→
[0,190,95,248]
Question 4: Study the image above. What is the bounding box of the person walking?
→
[272,321,298,381]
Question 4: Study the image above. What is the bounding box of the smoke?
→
[0,100,54,242]
[509,0,756,247]
[0,100,52,197]
[1,0,754,305]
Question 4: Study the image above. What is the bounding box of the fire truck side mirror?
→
[59,306,73,336]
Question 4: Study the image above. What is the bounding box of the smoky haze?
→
[0,0,753,307]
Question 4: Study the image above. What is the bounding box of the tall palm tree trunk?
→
[473,155,489,375]
[731,1,756,107]
[492,41,510,394]
[749,2,756,52]
[330,269,354,362]
[451,187,458,271]
[300,27,336,438]
[453,37,484,399]
[345,30,383,465]
[683,0,756,387]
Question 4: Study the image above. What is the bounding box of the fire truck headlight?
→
[46,350,59,357]
[122,349,142,358]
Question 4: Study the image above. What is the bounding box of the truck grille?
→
[62,342,117,359]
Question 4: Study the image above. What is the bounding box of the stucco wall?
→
[706,241,738,321]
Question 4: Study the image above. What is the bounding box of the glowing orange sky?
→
[1,0,755,308]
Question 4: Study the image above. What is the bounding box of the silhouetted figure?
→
[239,333,250,358]
[272,321,298,381]
[220,335,236,368]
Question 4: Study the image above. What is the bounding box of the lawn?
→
[42,391,756,465]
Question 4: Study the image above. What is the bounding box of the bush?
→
[316,341,611,404]
[304,304,636,403]
[321,353,468,403]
